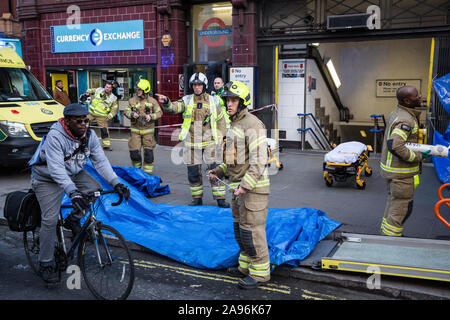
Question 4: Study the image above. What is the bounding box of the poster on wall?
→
[281,60,305,78]
[376,79,421,97]
[229,67,255,110]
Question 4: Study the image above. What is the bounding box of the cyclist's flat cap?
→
[63,103,89,117]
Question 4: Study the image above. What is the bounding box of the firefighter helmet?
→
[189,72,208,92]
[221,80,251,108]
[136,77,151,94]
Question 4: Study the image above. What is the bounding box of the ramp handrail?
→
[435,183,450,228]
[297,128,326,150]
[297,113,333,150]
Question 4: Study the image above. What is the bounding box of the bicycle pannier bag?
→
[3,190,41,232]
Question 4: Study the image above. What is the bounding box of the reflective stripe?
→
[212,186,226,196]
[242,174,257,189]
[249,136,266,153]
[190,185,203,196]
[131,128,155,134]
[239,253,250,269]
[407,149,416,162]
[219,163,227,174]
[249,261,271,277]
[131,161,141,168]
[184,140,215,148]
[380,162,419,174]
[381,218,403,236]
[232,127,245,139]
[391,128,408,141]
[229,182,240,189]
[143,164,154,174]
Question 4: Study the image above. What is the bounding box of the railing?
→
[297,113,333,150]
[434,183,450,228]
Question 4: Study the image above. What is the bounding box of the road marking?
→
[134,259,291,294]
[301,289,346,300]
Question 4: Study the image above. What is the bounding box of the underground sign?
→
[198,17,231,48]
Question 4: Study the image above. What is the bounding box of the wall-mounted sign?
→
[0,38,22,58]
[229,67,255,110]
[198,17,231,48]
[161,34,172,47]
[281,60,305,78]
[376,79,421,97]
[50,20,144,53]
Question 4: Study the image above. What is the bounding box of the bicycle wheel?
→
[78,223,135,300]
[23,228,40,276]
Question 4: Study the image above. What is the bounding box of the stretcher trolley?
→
[267,138,283,170]
[323,141,372,189]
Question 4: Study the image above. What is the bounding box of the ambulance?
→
[0,47,63,167]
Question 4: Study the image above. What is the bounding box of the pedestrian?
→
[124,77,162,175]
[380,85,430,237]
[211,77,231,130]
[29,103,130,284]
[112,80,122,100]
[85,81,118,151]
[208,80,271,289]
[53,80,71,106]
[155,72,229,207]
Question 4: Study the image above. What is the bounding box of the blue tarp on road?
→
[433,73,450,115]
[63,163,341,270]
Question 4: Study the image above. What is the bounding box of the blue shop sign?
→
[0,38,22,58]
[51,20,144,53]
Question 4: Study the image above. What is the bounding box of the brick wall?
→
[39,5,158,70]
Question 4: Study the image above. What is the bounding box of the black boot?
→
[63,215,82,241]
[217,199,230,208]
[238,275,269,290]
[39,261,59,284]
[189,198,203,206]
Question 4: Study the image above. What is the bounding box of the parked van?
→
[0,47,64,167]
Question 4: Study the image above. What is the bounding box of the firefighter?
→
[124,78,162,175]
[211,77,231,130]
[208,80,271,289]
[85,81,118,151]
[380,85,430,237]
[155,72,229,207]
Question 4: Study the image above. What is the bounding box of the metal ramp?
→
[307,233,450,282]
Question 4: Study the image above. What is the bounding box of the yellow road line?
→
[134,259,291,294]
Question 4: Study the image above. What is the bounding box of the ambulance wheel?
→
[325,177,333,187]
[356,181,366,190]
[365,167,372,177]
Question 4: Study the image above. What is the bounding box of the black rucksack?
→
[3,189,41,232]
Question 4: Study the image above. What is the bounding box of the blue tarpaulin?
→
[432,126,450,184]
[433,73,450,115]
[62,163,341,269]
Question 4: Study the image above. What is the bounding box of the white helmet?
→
[189,72,208,92]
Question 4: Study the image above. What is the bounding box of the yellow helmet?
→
[221,80,251,107]
[137,77,151,94]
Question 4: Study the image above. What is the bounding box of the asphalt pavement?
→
[0,132,449,300]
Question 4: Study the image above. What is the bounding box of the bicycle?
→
[23,189,135,300]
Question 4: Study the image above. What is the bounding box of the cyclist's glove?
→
[69,190,90,212]
[114,183,130,201]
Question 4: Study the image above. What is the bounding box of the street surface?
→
[0,133,449,302]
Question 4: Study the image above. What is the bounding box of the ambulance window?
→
[0,68,52,102]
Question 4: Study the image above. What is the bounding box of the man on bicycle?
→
[30,103,130,284]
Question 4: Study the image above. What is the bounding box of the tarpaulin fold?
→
[62,163,341,269]
[433,73,450,115]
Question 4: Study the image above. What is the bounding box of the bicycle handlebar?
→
[88,189,124,207]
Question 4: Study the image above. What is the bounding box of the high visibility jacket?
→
[88,88,118,118]
[212,87,231,130]
[125,95,162,134]
[212,109,270,194]
[380,104,423,179]
[162,93,226,148]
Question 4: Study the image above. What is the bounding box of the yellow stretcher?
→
[323,142,372,189]
[267,138,283,170]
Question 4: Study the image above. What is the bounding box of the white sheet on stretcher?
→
[324,141,367,164]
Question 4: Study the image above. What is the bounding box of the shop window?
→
[192,2,232,63]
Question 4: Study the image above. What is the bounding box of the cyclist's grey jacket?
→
[31,120,120,195]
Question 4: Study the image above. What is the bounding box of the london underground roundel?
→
[200,17,229,48]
